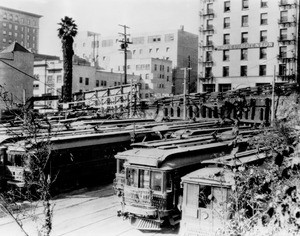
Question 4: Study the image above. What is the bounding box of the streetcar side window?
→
[151,171,162,191]
[139,169,150,188]
[166,172,172,192]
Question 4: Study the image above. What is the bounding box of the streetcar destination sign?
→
[215,42,274,50]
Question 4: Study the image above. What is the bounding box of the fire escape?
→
[277,0,298,82]
[198,0,215,92]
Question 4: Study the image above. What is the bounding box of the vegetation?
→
[222,93,300,236]
[0,86,54,236]
[57,16,78,103]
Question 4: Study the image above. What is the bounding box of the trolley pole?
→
[118,24,132,85]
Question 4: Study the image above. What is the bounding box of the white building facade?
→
[74,27,198,95]
[198,0,298,93]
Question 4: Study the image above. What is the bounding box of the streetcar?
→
[179,148,272,236]
[114,135,243,230]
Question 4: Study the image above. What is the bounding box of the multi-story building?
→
[74,27,198,95]
[33,57,140,108]
[0,6,42,53]
[74,31,100,66]
[198,0,298,93]
[126,58,172,99]
[0,42,34,110]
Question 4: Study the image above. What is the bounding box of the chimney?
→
[180,25,184,31]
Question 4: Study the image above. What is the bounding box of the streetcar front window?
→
[127,168,138,187]
[198,185,212,208]
[151,171,162,191]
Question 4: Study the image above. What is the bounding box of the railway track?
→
[0,185,178,236]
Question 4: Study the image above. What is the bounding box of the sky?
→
[1,0,199,57]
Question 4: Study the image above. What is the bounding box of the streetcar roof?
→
[202,148,270,167]
[116,140,232,167]
[181,167,234,187]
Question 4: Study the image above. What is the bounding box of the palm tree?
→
[57,16,78,103]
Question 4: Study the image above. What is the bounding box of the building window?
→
[206,51,213,61]
[2,38,6,43]
[224,1,230,12]
[260,47,267,59]
[167,66,170,72]
[280,29,287,40]
[279,64,286,76]
[205,67,212,77]
[56,75,62,83]
[223,50,229,61]
[242,15,248,27]
[2,22,6,27]
[203,84,215,92]
[241,66,247,76]
[261,0,268,7]
[14,15,18,22]
[3,13,7,19]
[241,32,248,43]
[148,35,162,43]
[260,30,267,42]
[3,30,6,35]
[206,19,213,30]
[166,47,170,52]
[207,35,213,46]
[9,14,13,20]
[79,77,83,83]
[224,17,230,29]
[154,64,157,71]
[223,66,229,77]
[280,11,288,22]
[14,25,18,30]
[145,74,149,79]
[47,75,53,83]
[8,31,12,36]
[149,48,152,53]
[241,49,248,60]
[9,24,12,29]
[219,84,231,92]
[223,34,230,45]
[279,46,287,58]
[85,78,89,85]
[145,84,149,89]
[33,84,39,90]
[259,65,266,76]
[156,48,159,53]
[14,33,17,37]
[260,13,268,25]
[242,0,249,9]
[27,19,30,25]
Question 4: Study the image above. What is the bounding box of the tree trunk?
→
[62,37,74,103]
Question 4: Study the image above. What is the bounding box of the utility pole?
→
[181,67,192,120]
[271,65,276,125]
[118,24,132,85]
[188,55,191,94]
